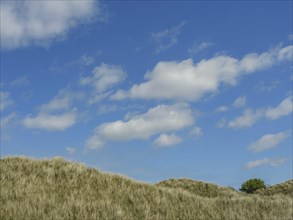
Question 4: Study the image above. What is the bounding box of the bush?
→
[240,178,266,194]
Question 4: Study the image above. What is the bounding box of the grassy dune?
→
[1,157,292,219]
[255,179,293,196]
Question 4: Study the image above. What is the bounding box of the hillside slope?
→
[156,178,238,198]
[255,179,293,196]
[0,157,292,220]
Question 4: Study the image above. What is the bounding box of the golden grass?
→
[1,156,292,220]
[255,179,293,196]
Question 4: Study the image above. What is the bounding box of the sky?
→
[0,0,292,188]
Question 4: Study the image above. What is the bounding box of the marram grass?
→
[0,157,292,220]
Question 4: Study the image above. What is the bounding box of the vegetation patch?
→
[1,157,292,220]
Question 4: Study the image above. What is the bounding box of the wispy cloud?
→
[225,96,292,128]
[248,131,290,153]
[151,21,186,53]
[190,127,203,139]
[216,96,246,112]
[257,80,280,92]
[0,91,13,111]
[80,63,126,104]
[66,147,76,154]
[86,104,194,149]
[153,133,182,147]
[232,96,246,108]
[23,89,81,131]
[265,96,293,120]
[1,0,98,49]
[246,158,287,169]
[216,106,229,112]
[228,109,263,128]
[188,41,213,56]
[10,76,30,87]
[78,55,95,66]
[0,112,17,129]
[23,110,77,131]
[39,89,81,113]
[111,45,292,102]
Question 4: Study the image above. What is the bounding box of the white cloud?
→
[23,88,82,131]
[0,91,13,111]
[0,112,17,128]
[86,104,194,149]
[265,96,293,120]
[151,21,186,53]
[232,96,246,108]
[66,147,76,154]
[80,63,126,103]
[188,41,213,56]
[153,133,182,147]
[0,0,98,49]
[23,110,77,131]
[227,96,292,128]
[40,92,72,112]
[278,45,293,61]
[216,96,246,113]
[228,109,263,128]
[246,158,287,169]
[111,45,292,102]
[248,131,290,153]
[39,89,80,113]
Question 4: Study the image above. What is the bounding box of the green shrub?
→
[240,178,266,194]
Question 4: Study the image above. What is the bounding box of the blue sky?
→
[1,1,292,188]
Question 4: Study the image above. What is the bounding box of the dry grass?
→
[1,156,292,220]
[156,178,238,198]
[255,179,293,196]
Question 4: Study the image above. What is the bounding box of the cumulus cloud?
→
[80,63,126,103]
[246,158,287,169]
[111,45,292,102]
[153,133,182,147]
[0,91,13,111]
[23,110,77,131]
[0,0,98,49]
[248,131,290,153]
[226,96,292,128]
[151,21,186,53]
[86,104,194,149]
